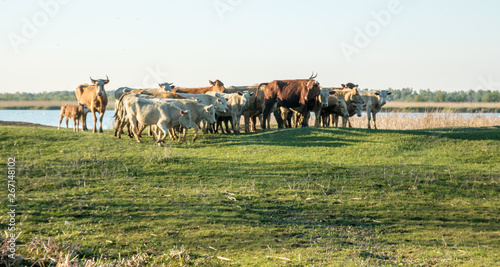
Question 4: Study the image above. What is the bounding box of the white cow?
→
[122,95,194,144]
[360,90,391,129]
[207,91,252,135]
[158,99,217,141]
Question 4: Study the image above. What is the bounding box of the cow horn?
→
[90,76,96,83]
[105,75,110,83]
[309,72,317,79]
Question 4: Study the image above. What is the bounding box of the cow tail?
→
[114,93,127,119]
[255,83,268,110]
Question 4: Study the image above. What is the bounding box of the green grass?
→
[1,126,499,266]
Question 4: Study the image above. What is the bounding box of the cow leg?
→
[136,124,147,139]
[342,116,348,127]
[273,108,284,129]
[244,113,250,133]
[300,109,309,127]
[91,112,97,133]
[252,114,264,132]
[224,118,232,134]
[262,99,277,130]
[75,118,79,131]
[373,112,377,129]
[115,118,122,138]
[81,113,87,131]
[232,115,241,135]
[58,116,63,130]
[98,111,104,133]
[155,123,168,145]
[190,124,199,142]
[366,108,372,129]
[129,118,142,143]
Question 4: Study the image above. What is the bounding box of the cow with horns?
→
[259,73,323,129]
[75,76,109,133]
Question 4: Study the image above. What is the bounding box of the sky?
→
[1,0,500,93]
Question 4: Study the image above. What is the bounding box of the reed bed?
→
[386,101,500,108]
[345,111,500,130]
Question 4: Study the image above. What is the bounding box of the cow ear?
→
[375,92,380,95]
[329,91,336,95]
[387,91,392,95]
[341,84,346,88]
[237,91,243,95]
[209,80,215,86]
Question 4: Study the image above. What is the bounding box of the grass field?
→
[1,125,499,266]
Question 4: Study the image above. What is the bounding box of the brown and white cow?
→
[260,74,321,129]
[360,90,391,129]
[281,88,332,128]
[58,104,89,131]
[75,76,109,133]
[170,80,227,94]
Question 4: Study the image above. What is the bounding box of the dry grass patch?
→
[345,112,500,130]
[386,101,500,108]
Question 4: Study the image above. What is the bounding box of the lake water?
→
[0,110,498,129]
[0,110,116,129]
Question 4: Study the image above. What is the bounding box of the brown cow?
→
[58,104,89,131]
[260,74,321,129]
[75,76,109,133]
[170,80,226,94]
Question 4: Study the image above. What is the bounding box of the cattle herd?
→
[58,74,392,145]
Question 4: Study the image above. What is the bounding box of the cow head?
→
[375,90,391,106]
[304,80,320,102]
[203,104,217,124]
[318,89,330,108]
[79,104,90,114]
[237,91,253,108]
[342,83,358,90]
[215,93,229,112]
[209,80,226,93]
[338,99,349,117]
[90,75,109,97]
[159,82,174,92]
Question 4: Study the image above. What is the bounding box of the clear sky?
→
[1,0,499,93]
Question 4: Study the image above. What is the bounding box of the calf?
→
[319,95,349,127]
[59,104,89,131]
[210,91,252,135]
[158,99,217,141]
[360,90,391,129]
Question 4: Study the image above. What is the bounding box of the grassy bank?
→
[1,126,499,266]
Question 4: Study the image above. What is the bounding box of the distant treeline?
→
[0,90,117,102]
[386,88,500,102]
[1,88,499,103]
